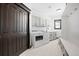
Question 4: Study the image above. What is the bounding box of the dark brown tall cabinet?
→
[0,3,30,56]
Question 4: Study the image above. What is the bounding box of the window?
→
[54,19,61,29]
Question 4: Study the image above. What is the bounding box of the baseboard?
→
[58,39,69,56]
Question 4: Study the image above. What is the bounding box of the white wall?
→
[61,3,79,55]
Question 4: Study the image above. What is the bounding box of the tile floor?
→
[20,39,63,56]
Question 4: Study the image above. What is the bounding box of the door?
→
[0,3,30,56]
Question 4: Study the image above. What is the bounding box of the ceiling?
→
[24,3,66,16]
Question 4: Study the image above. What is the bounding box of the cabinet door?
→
[0,36,2,55]
[0,3,30,56]
[0,4,9,56]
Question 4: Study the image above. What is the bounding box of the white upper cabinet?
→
[32,15,47,27]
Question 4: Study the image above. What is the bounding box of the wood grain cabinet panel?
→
[0,3,30,56]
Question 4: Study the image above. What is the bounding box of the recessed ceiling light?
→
[74,8,78,11]
[56,8,62,12]
[48,5,52,8]
[70,12,72,15]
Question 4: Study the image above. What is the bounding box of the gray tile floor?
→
[20,39,63,56]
